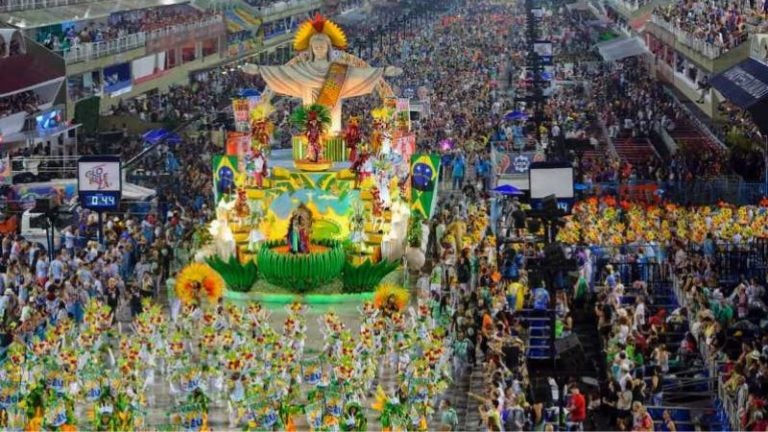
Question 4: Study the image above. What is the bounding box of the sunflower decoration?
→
[175,263,225,306]
[373,283,410,312]
[371,106,395,124]
[371,386,406,430]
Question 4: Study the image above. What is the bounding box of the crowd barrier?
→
[672,275,738,430]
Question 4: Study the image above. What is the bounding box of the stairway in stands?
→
[668,116,724,156]
[515,308,553,360]
[614,135,659,165]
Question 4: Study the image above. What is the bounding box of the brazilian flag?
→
[212,155,241,202]
[409,153,441,219]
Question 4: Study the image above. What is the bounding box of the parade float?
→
[202,13,442,300]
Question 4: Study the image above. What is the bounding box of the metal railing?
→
[671,275,737,431]
[60,15,224,64]
[649,14,748,60]
[661,86,727,150]
[0,0,90,13]
[251,0,321,17]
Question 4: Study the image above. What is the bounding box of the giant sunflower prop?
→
[373,283,410,311]
[175,263,225,305]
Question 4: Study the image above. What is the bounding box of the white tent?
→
[596,36,650,62]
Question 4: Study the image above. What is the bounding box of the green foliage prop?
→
[205,255,259,293]
[256,239,345,292]
[290,103,332,131]
[341,259,399,293]
[407,212,423,248]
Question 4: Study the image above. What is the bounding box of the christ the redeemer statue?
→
[243,13,400,133]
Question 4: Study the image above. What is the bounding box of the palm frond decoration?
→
[341,259,399,293]
[205,255,259,292]
[290,103,332,132]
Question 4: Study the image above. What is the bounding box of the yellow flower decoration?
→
[293,13,347,52]
[175,263,225,306]
[373,283,410,312]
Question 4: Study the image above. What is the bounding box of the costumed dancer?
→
[348,201,367,244]
[234,187,251,228]
[370,115,385,154]
[375,160,392,210]
[251,118,274,154]
[287,215,301,254]
[344,116,362,162]
[245,149,268,189]
[306,111,323,162]
[351,146,372,189]
[370,186,384,233]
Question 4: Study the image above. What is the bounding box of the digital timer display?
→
[89,194,116,207]
[80,192,120,210]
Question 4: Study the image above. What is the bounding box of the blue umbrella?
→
[142,128,168,144]
[237,88,261,98]
[504,110,528,121]
[492,184,524,195]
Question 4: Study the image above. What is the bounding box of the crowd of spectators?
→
[39,5,216,53]
[652,0,758,56]
[675,257,768,431]
[109,66,264,124]
[0,37,22,57]
[0,90,41,118]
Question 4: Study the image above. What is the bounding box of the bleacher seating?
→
[614,136,658,165]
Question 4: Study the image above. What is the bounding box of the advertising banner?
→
[492,150,542,176]
[103,63,132,96]
[409,153,441,219]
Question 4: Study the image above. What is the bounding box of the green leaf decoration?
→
[290,104,332,132]
[341,259,399,293]
[205,255,259,292]
[256,239,345,292]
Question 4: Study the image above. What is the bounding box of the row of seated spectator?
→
[652,0,763,56]
[0,91,40,118]
[38,5,215,53]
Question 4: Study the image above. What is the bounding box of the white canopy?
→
[596,36,650,62]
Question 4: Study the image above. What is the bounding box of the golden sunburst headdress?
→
[294,12,348,52]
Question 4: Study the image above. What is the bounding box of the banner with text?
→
[492,149,544,176]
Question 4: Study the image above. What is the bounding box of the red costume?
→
[371,186,384,217]
[351,150,370,189]
[344,117,362,162]
[306,113,323,162]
